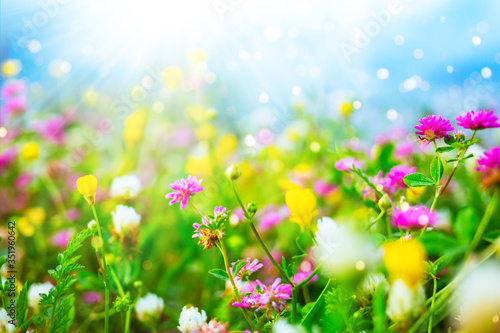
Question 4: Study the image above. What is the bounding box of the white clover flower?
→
[386,279,425,323]
[135,293,164,322]
[178,305,207,333]
[0,308,15,333]
[88,219,97,229]
[313,217,379,278]
[28,282,54,308]
[110,174,142,199]
[111,205,141,233]
[359,272,389,299]
[454,262,500,332]
[273,319,307,333]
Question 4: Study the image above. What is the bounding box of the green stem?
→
[217,236,256,331]
[41,174,67,216]
[291,289,298,323]
[91,205,109,333]
[293,264,322,290]
[428,275,437,333]
[470,188,499,252]
[365,210,385,231]
[109,266,125,297]
[231,181,294,286]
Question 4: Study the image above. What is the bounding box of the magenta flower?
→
[362,171,384,200]
[213,206,227,219]
[1,80,26,99]
[476,146,500,188]
[232,278,291,315]
[395,142,414,159]
[334,157,363,172]
[1,98,28,116]
[51,229,73,248]
[384,165,417,192]
[231,258,263,281]
[35,117,67,145]
[0,148,16,173]
[165,175,204,209]
[391,205,437,229]
[14,173,31,189]
[313,180,337,198]
[456,109,500,130]
[414,115,454,143]
[82,292,102,304]
[292,270,318,285]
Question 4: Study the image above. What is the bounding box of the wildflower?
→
[88,219,97,229]
[123,110,148,146]
[362,171,384,201]
[414,115,454,143]
[82,291,102,304]
[476,146,500,188]
[192,219,221,250]
[384,165,417,192]
[34,117,67,145]
[110,174,142,199]
[391,205,437,229]
[1,59,21,76]
[178,305,207,333]
[359,272,389,300]
[383,238,426,287]
[386,279,426,324]
[51,229,73,248]
[273,319,307,333]
[292,270,318,285]
[453,130,466,142]
[313,217,378,278]
[231,258,263,281]
[285,188,318,230]
[339,101,353,118]
[225,163,241,180]
[213,206,228,220]
[394,141,414,159]
[135,293,164,323]
[0,308,15,333]
[1,80,26,99]
[76,174,98,205]
[111,205,141,234]
[165,175,204,209]
[456,109,500,130]
[334,157,363,172]
[28,282,54,308]
[162,67,183,90]
[1,98,28,116]
[199,319,229,333]
[0,147,16,173]
[233,278,291,316]
[20,142,39,161]
[454,262,500,332]
[313,180,337,198]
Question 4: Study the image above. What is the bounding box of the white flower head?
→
[88,219,97,229]
[110,174,142,199]
[111,205,141,234]
[273,319,307,333]
[386,279,425,323]
[28,282,54,308]
[313,217,379,278]
[178,305,207,333]
[135,293,164,323]
[0,308,15,333]
[454,262,500,332]
[359,272,389,299]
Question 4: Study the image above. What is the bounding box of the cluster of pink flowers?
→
[231,258,263,281]
[233,278,291,315]
[1,80,28,117]
[391,205,437,229]
[362,165,416,200]
[165,175,204,209]
[414,115,455,143]
[34,116,68,145]
[476,146,500,189]
[199,319,229,333]
[192,206,226,250]
[456,109,500,130]
[334,157,363,172]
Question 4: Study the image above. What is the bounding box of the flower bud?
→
[76,175,98,205]
[113,295,131,312]
[134,280,143,289]
[225,164,241,181]
[378,194,392,211]
[246,202,258,214]
[454,130,466,142]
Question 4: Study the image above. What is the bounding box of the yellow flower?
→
[285,189,318,230]
[278,179,301,191]
[77,174,98,205]
[123,110,148,146]
[1,59,21,76]
[25,207,46,226]
[18,217,35,237]
[188,49,206,64]
[218,134,238,154]
[162,67,183,89]
[21,142,40,161]
[383,238,427,287]
[406,186,426,202]
[339,101,353,118]
[195,123,215,140]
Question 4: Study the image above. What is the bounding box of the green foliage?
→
[403,173,435,187]
[16,282,34,333]
[37,227,97,332]
[430,155,444,184]
[231,260,248,277]
[208,268,229,280]
[453,207,479,246]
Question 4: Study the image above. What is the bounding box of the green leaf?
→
[459,153,474,163]
[372,284,387,332]
[483,230,500,243]
[231,260,248,277]
[430,156,444,184]
[453,207,479,246]
[208,269,229,280]
[435,146,454,153]
[420,231,461,256]
[403,173,435,187]
[444,136,456,145]
[446,158,458,163]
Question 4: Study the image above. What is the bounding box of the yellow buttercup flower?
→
[383,238,427,287]
[195,123,215,141]
[277,179,301,191]
[1,59,21,76]
[21,142,40,161]
[285,189,318,230]
[77,175,98,205]
[218,134,238,154]
[123,110,148,146]
[18,217,35,237]
[162,67,183,89]
[24,207,46,226]
[340,101,353,118]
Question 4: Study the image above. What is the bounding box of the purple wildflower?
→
[1,80,26,99]
[391,205,437,229]
[1,98,28,116]
[82,292,102,304]
[165,175,203,209]
[231,258,263,281]
[213,206,227,219]
[35,117,67,145]
[414,115,454,143]
[334,157,363,172]
[232,278,291,315]
[313,180,337,198]
[384,165,417,192]
[362,171,384,200]
[456,109,500,130]
[476,146,500,188]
